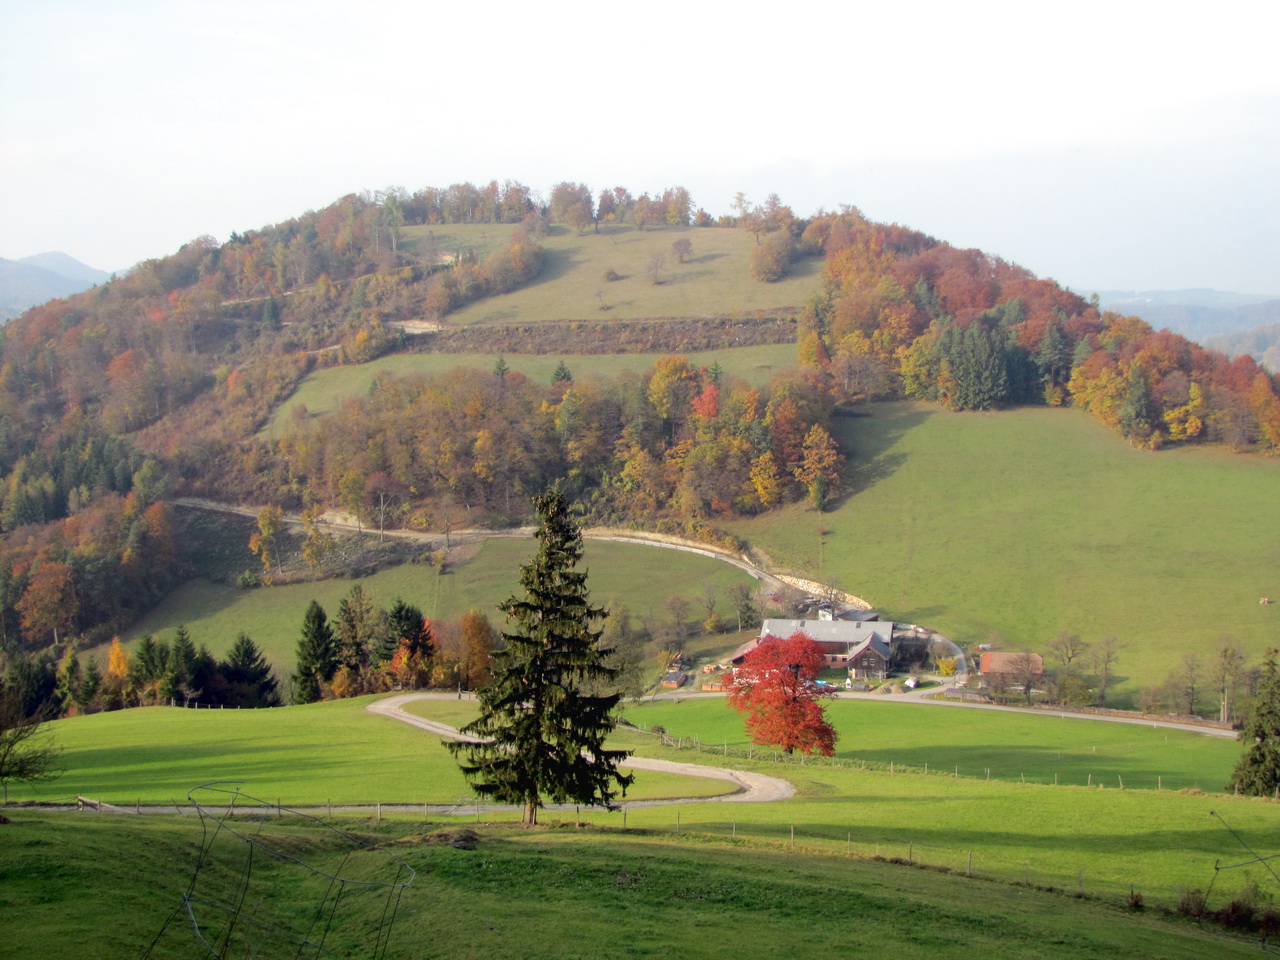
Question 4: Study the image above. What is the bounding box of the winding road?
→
[366,693,796,807]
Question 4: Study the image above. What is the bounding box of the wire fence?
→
[649,731,1232,793]
[140,782,415,960]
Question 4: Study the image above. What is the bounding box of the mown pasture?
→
[727,401,1280,704]
[626,697,1238,791]
[3,813,1261,960]
[261,343,796,437]
[121,536,755,668]
[400,222,823,325]
[31,695,725,807]
[18,693,1280,906]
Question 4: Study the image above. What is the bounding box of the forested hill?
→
[2,180,1279,652]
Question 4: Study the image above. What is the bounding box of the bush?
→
[1177,887,1208,919]
[603,268,621,282]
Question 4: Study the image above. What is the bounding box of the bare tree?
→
[726,582,758,632]
[666,595,691,642]
[0,694,64,804]
[671,238,693,264]
[1008,652,1042,706]
[1210,637,1248,725]
[1090,636,1125,705]
[646,252,666,286]
[699,585,720,634]
[1046,632,1090,676]
[1168,653,1203,716]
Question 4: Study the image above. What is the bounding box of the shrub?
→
[603,268,621,282]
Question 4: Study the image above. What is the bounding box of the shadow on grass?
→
[824,404,932,509]
[839,743,1223,784]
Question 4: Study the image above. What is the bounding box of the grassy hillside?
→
[728,401,1280,703]
[4,815,1261,960]
[32,696,723,806]
[626,698,1238,791]
[15,695,1280,908]
[262,343,797,437]
[122,536,755,667]
[402,222,823,325]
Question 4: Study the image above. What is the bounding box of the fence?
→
[650,731,1223,793]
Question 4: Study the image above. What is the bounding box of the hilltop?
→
[2,178,1279,718]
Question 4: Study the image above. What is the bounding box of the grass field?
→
[30,696,726,807]
[624,697,1239,791]
[23,693,1280,906]
[4,814,1262,960]
[402,222,823,325]
[727,401,1280,704]
[122,536,755,668]
[261,343,797,437]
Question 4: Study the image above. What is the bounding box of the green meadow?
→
[625,697,1238,791]
[402,222,823,325]
[31,696,725,807]
[121,536,754,667]
[261,343,796,437]
[4,815,1259,960]
[22,693,1279,905]
[728,401,1280,702]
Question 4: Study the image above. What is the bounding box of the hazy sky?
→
[2,0,1277,293]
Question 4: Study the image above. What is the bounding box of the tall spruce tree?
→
[294,600,337,703]
[448,490,632,825]
[1228,650,1280,796]
[220,633,280,707]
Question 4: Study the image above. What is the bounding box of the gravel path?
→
[367,693,795,805]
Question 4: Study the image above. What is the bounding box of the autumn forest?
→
[2,179,1279,714]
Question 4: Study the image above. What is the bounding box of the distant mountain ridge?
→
[0,252,110,323]
[1082,288,1280,343]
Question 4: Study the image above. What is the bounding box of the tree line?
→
[794,210,1280,450]
[233,355,845,531]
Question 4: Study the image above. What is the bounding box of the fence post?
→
[732,819,736,839]
[967,850,972,877]
[623,807,628,829]
[1088,774,1092,786]
[790,825,795,850]
[377,802,381,823]
[1078,869,1083,895]
[676,810,680,835]
[328,799,331,818]
[1158,776,1162,791]
[847,832,851,857]
[1118,775,1124,790]
[908,843,912,864]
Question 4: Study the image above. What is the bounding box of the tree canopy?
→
[726,631,838,756]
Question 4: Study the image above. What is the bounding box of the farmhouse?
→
[729,619,896,680]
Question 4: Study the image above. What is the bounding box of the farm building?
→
[729,619,897,679]
[979,652,1044,676]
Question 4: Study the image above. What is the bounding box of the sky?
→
[1,0,1278,294]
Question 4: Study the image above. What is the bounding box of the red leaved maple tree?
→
[725,632,838,756]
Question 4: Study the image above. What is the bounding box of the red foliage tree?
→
[725,632,838,756]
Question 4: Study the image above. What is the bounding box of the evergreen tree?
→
[294,600,338,703]
[220,632,280,708]
[335,585,377,671]
[170,625,197,701]
[448,490,633,825]
[1119,366,1157,445]
[385,598,433,664]
[552,360,573,384]
[1228,650,1280,796]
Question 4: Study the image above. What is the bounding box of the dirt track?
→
[367,693,795,805]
